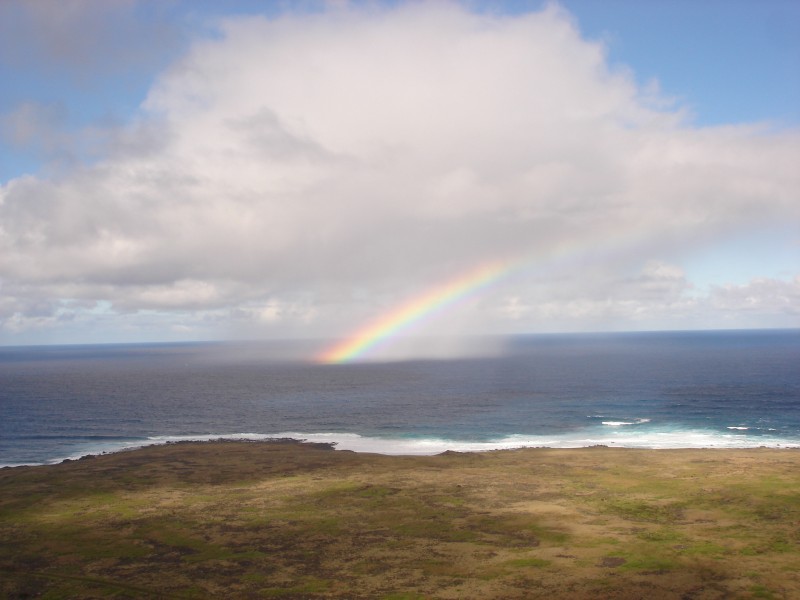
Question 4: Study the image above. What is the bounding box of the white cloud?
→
[710,276,800,316]
[486,265,799,333]
[0,2,798,345]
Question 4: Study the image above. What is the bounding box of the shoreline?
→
[5,427,800,469]
[5,437,800,477]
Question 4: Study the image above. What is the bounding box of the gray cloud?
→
[0,0,182,80]
[1,2,798,345]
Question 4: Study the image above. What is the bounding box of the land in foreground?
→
[1,441,798,599]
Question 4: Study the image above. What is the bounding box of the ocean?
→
[1,329,799,466]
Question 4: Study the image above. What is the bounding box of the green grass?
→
[602,499,686,523]
[506,557,552,568]
[617,554,681,572]
[636,527,684,542]
[260,578,330,597]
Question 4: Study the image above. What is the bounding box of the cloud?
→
[0,0,186,182]
[0,0,181,80]
[1,103,69,153]
[0,102,127,172]
[710,276,800,317]
[488,265,800,333]
[0,2,798,344]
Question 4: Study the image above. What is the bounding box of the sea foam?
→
[30,426,799,466]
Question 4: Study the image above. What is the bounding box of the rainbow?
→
[318,260,513,364]
[318,224,658,364]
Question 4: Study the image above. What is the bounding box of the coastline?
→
[6,425,800,469]
[2,440,798,598]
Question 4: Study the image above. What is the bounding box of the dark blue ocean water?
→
[1,329,799,466]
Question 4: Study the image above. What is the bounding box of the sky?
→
[0,0,798,354]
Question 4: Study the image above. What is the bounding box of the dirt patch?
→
[598,556,627,568]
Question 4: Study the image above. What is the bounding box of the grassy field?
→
[1,440,798,599]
